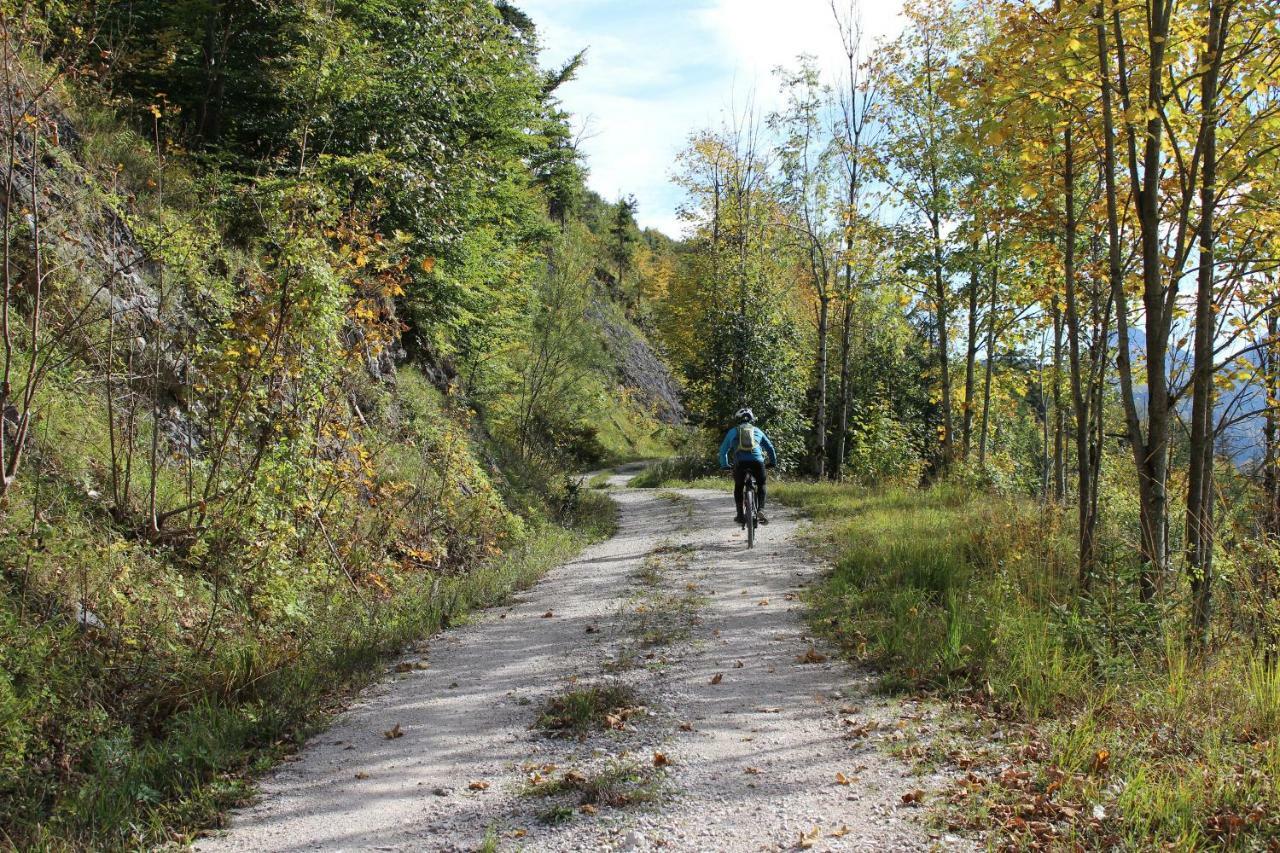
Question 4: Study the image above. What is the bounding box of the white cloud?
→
[517,0,906,237]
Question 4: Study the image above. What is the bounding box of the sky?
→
[516,0,907,238]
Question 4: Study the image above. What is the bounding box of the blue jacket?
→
[718,424,778,468]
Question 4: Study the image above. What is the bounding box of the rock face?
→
[592,305,685,425]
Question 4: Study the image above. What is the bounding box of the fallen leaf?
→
[354,772,370,780]
[744,766,761,774]
[542,610,554,618]
[394,662,414,673]
[678,721,694,732]
[562,770,587,785]
[468,780,490,791]
[1090,748,1110,773]
[797,646,828,664]
[758,599,770,606]
[901,788,925,805]
[383,723,404,740]
[652,752,670,767]
[585,624,599,633]
[830,824,850,838]
[798,825,822,848]
[512,829,527,838]
[734,660,744,668]
[580,804,598,815]
[835,771,851,786]
[710,673,723,685]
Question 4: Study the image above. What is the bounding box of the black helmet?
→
[735,407,755,423]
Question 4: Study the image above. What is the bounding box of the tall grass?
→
[3,528,585,850]
[777,481,1280,847]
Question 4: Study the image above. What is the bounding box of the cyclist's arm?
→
[717,428,736,469]
[760,431,778,466]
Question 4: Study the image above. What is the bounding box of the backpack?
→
[737,426,758,454]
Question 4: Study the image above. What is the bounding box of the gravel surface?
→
[197,466,970,852]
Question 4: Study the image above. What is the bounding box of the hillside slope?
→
[0,8,682,846]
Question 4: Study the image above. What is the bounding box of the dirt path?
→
[198,467,961,852]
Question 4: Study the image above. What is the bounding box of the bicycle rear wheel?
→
[745,487,756,549]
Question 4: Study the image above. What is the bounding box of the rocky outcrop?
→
[590,304,685,425]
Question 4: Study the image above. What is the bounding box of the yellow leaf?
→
[835,771,851,785]
[421,256,436,273]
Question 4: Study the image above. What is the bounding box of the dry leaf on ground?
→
[709,673,723,685]
[468,780,490,791]
[797,646,827,664]
[383,723,403,739]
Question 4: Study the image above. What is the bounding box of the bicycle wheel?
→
[745,486,756,549]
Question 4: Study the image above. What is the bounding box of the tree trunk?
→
[1187,0,1230,642]
[813,291,829,478]
[1052,294,1066,501]
[1060,122,1098,587]
[1096,0,1162,603]
[834,282,853,480]
[932,215,954,468]
[962,264,979,460]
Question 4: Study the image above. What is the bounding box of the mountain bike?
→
[741,468,759,548]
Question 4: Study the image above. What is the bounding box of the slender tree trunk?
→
[1061,123,1098,587]
[1096,1,1161,602]
[1266,312,1279,535]
[1187,0,1230,641]
[813,290,829,478]
[962,264,979,460]
[834,277,854,480]
[932,214,954,468]
[978,240,999,466]
[1052,294,1065,501]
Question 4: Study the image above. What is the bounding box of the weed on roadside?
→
[526,759,666,808]
[535,683,643,737]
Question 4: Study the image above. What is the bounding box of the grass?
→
[534,683,643,737]
[604,543,704,669]
[526,758,666,808]
[775,480,1280,849]
[628,455,720,488]
[3,526,587,851]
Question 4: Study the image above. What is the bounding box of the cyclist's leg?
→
[751,459,768,508]
[732,460,747,520]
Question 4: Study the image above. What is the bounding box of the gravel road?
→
[197,466,966,852]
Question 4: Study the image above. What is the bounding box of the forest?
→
[1,0,1279,849]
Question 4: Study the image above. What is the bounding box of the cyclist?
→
[718,407,778,526]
